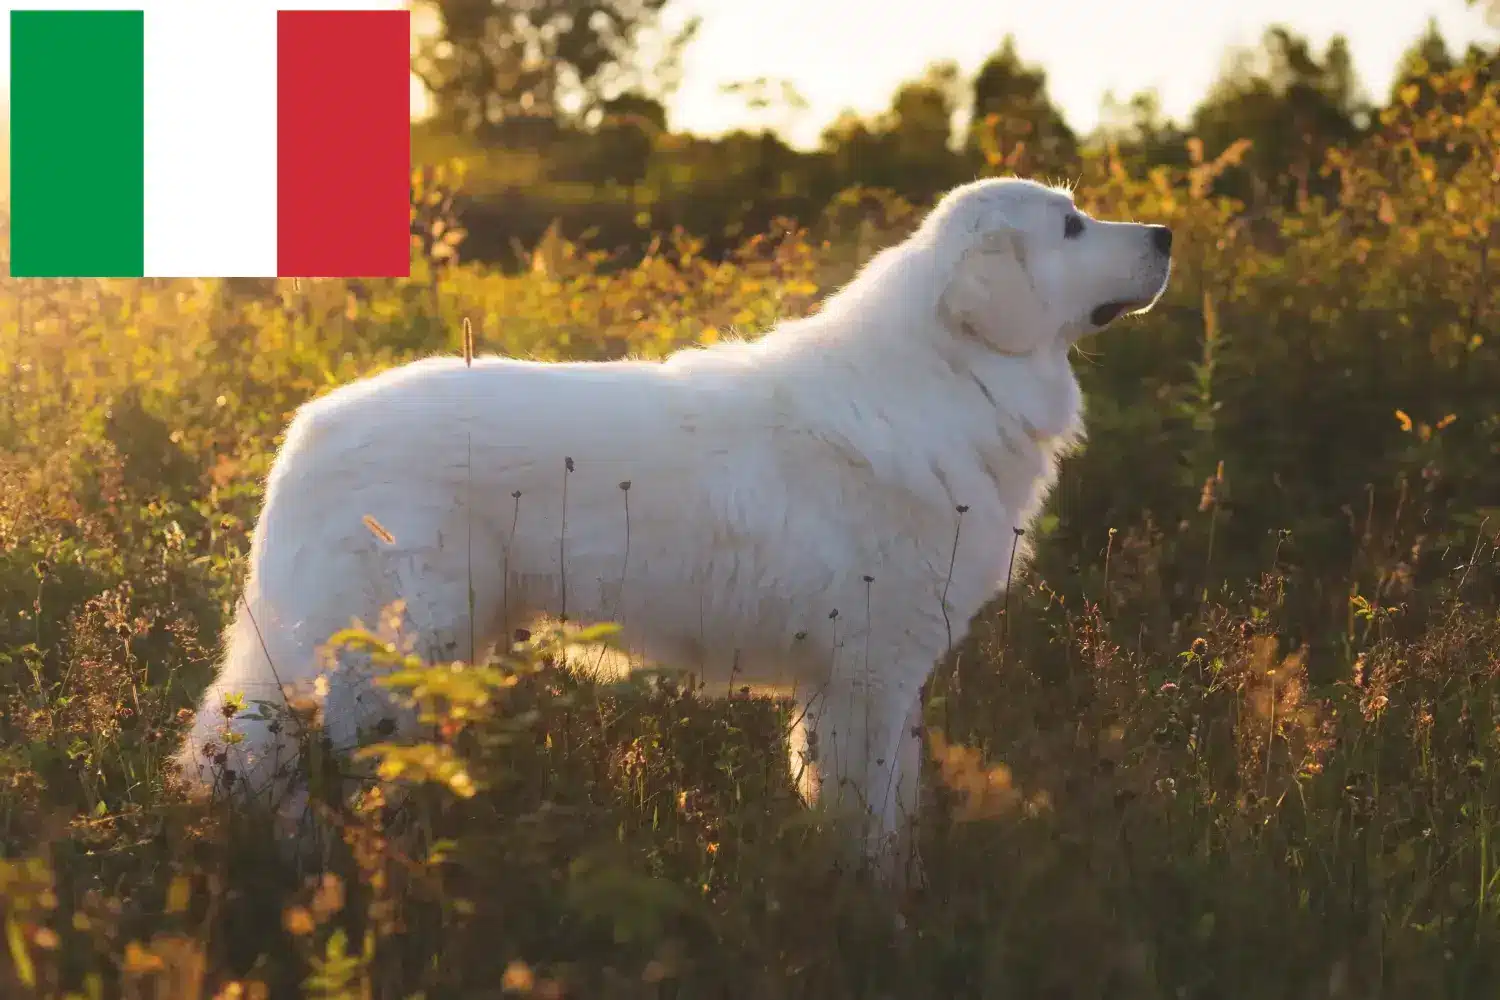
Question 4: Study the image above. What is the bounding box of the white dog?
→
[175,177,1172,881]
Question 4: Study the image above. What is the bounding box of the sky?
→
[0,0,1497,158]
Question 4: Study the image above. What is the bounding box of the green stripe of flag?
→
[10,11,145,278]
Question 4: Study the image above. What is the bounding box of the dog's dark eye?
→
[1063,214,1085,239]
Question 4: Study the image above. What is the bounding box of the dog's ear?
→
[938,230,1048,354]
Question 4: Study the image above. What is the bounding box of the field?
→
[4,66,1500,999]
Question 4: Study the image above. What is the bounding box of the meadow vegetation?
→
[3,56,1500,1000]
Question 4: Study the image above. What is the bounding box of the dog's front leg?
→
[884,687,927,892]
[793,670,925,886]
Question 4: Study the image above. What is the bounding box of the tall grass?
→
[2,65,1500,998]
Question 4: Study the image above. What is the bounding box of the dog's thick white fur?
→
[175,177,1172,881]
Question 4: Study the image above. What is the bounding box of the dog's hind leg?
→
[304,540,505,854]
[323,539,504,757]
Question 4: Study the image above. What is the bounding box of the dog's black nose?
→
[1151,225,1173,255]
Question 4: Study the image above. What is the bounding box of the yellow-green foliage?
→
[3,65,1500,999]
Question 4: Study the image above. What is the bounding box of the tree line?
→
[407,0,1500,268]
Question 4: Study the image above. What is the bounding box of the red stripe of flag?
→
[277,9,410,278]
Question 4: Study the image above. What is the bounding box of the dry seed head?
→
[282,907,315,936]
[502,961,535,993]
[362,514,396,545]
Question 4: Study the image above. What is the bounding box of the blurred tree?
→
[966,37,1078,176]
[882,60,967,197]
[560,91,667,190]
[720,78,811,197]
[1394,18,1457,87]
[820,111,883,183]
[819,61,967,199]
[1383,22,1500,180]
[1391,20,1500,109]
[412,0,697,140]
[720,77,811,138]
[1387,19,1457,120]
[1095,89,1190,173]
[1190,27,1369,208]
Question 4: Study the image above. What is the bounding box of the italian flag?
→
[7,2,411,279]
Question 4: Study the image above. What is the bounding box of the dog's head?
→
[926,177,1173,354]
